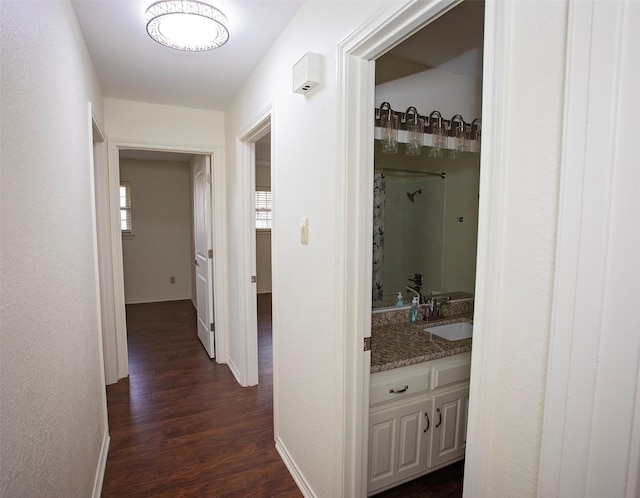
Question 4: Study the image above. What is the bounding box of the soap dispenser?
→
[410,296,419,323]
[395,292,404,307]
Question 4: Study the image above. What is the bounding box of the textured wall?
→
[104,98,225,147]
[224,2,385,495]
[468,2,568,496]
[120,159,193,304]
[0,1,108,496]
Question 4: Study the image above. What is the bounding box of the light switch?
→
[300,218,309,244]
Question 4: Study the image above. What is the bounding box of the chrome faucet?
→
[424,298,436,320]
[405,286,421,303]
[424,296,450,321]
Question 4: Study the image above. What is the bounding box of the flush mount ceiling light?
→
[145,0,229,51]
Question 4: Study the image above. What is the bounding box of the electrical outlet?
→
[170,276,175,284]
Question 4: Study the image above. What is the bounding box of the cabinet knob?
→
[389,385,409,394]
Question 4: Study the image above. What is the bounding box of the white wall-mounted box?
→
[293,52,321,94]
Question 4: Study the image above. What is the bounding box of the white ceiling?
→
[73,0,483,163]
[72,0,304,111]
[381,0,484,82]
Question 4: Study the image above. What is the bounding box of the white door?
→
[193,155,215,358]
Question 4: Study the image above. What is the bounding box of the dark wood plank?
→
[102,295,302,497]
[373,460,464,497]
[102,294,463,496]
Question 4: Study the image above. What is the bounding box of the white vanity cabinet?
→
[368,353,471,495]
[368,363,431,493]
[428,383,469,468]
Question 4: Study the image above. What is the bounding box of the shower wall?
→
[382,175,445,300]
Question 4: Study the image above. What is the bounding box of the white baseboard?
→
[124,295,192,305]
[275,437,315,498]
[227,357,244,387]
[92,430,110,498]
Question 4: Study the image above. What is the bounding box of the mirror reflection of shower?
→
[406,189,422,202]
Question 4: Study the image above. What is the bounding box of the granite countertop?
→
[371,315,473,373]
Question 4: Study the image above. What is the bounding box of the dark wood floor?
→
[373,460,464,497]
[102,295,301,497]
[102,294,463,497]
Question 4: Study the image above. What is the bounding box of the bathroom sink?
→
[424,321,473,341]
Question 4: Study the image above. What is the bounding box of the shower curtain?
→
[372,173,385,301]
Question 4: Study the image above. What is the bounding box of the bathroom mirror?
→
[372,141,480,309]
[371,0,484,310]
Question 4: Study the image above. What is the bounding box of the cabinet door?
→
[428,384,469,468]
[368,395,429,493]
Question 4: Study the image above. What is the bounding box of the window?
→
[255,190,272,229]
[120,182,132,233]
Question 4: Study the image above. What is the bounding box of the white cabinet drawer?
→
[370,363,430,406]
[430,353,471,390]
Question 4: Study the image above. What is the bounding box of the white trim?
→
[336,1,462,495]
[275,437,316,498]
[88,102,111,440]
[234,137,258,387]
[211,143,228,364]
[238,106,272,142]
[462,1,510,495]
[124,295,194,305]
[107,140,129,379]
[89,103,110,498]
[104,139,228,380]
[236,106,272,389]
[627,356,640,498]
[538,1,640,496]
[226,356,243,387]
[537,1,595,493]
[92,119,118,385]
[91,430,110,498]
[88,104,109,391]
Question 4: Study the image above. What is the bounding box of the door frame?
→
[87,103,111,495]
[101,139,227,380]
[234,106,272,388]
[538,1,640,495]
[336,0,503,495]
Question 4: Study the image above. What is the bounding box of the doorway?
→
[235,109,272,388]
[254,133,273,382]
[367,2,484,494]
[118,150,214,359]
[337,0,491,494]
[99,142,225,384]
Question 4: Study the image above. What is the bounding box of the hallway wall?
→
[104,98,224,148]
[224,2,386,496]
[0,2,108,496]
[224,1,571,497]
